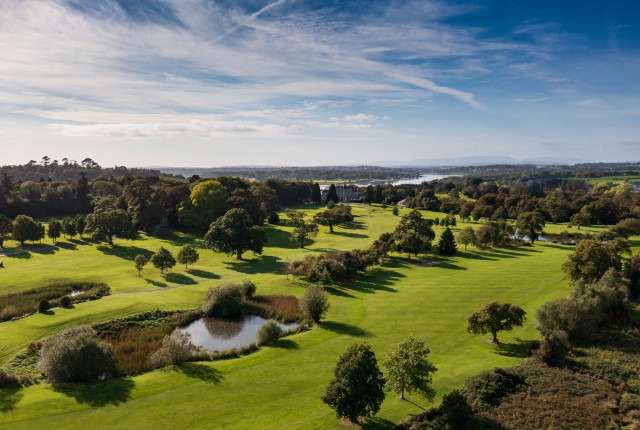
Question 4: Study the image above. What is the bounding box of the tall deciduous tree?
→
[467,301,527,343]
[177,244,199,268]
[322,343,386,424]
[47,218,62,243]
[179,180,228,230]
[0,213,12,248]
[85,197,135,245]
[562,238,630,284]
[457,227,476,250]
[204,208,266,259]
[150,247,176,274]
[383,335,438,400]
[286,209,318,248]
[516,211,546,243]
[313,205,354,233]
[134,254,148,276]
[12,215,40,245]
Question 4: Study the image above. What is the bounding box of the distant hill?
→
[374,156,591,167]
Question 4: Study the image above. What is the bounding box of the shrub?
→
[268,211,280,225]
[241,280,257,300]
[257,320,282,346]
[534,329,570,366]
[535,297,599,342]
[620,393,640,413]
[38,298,50,313]
[59,295,71,308]
[202,282,245,317]
[463,367,524,410]
[0,370,20,386]
[299,285,329,323]
[37,325,115,384]
[148,329,194,368]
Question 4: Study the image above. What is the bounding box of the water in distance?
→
[180,314,298,351]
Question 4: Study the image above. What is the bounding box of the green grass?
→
[581,175,640,185]
[0,205,577,428]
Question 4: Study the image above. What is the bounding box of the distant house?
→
[321,186,364,203]
[396,199,406,207]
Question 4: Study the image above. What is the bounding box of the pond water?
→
[179,315,299,352]
[389,173,460,186]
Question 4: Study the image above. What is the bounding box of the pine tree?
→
[325,184,339,204]
[437,227,457,255]
[311,183,322,204]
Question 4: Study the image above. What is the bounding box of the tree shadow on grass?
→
[455,250,497,261]
[347,268,403,294]
[97,245,154,260]
[320,321,373,338]
[52,377,135,407]
[342,219,367,231]
[495,338,537,358]
[224,255,282,275]
[325,285,356,298]
[0,385,23,413]
[176,363,223,384]
[273,339,299,350]
[5,252,32,259]
[163,273,197,285]
[264,226,299,249]
[144,278,168,288]
[187,269,220,279]
[361,416,395,429]
[332,231,368,239]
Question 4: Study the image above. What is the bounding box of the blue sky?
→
[0,0,639,166]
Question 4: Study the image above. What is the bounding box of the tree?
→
[150,246,176,274]
[392,206,399,216]
[134,254,148,276]
[383,335,437,400]
[395,210,435,239]
[562,238,630,284]
[457,227,476,250]
[38,298,50,313]
[257,320,282,346]
[325,184,339,204]
[37,325,115,384]
[311,183,322,204]
[47,218,62,244]
[612,217,640,239]
[61,217,76,239]
[299,285,330,322]
[177,244,199,268]
[313,206,354,233]
[322,343,386,424]
[437,227,457,255]
[75,215,86,237]
[395,230,430,259]
[179,180,228,230]
[123,179,154,231]
[85,198,136,245]
[202,282,246,317]
[12,215,40,245]
[570,212,590,230]
[0,213,11,248]
[204,208,267,259]
[286,209,319,248]
[467,302,526,343]
[516,211,545,243]
[148,329,194,368]
[364,186,374,204]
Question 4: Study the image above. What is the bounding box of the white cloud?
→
[512,97,549,102]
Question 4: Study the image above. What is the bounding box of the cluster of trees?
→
[134,245,199,276]
[323,336,438,424]
[201,280,257,317]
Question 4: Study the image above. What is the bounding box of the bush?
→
[620,393,640,413]
[535,296,599,342]
[0,370,20,386]
[463,367,524,410]
[38,298,50,313]
[202,282,245,317]
[37,325,115,384]
[268,211,280,225]
[148,329,194,368]
[534,330,570,366]
[241,280,257,300]
[257,320,282,346]
[299,285,329,323]
[60,295,71,308]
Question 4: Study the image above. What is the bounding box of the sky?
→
[1,0,639,167]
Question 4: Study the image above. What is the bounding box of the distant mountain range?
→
[372,156,591,167]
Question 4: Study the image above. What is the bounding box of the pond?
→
[179,315,299,352]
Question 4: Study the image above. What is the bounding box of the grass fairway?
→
[0,205,575,429]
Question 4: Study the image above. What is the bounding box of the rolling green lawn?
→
[0,205,577,428]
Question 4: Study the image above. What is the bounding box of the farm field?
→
[1,205,580,428]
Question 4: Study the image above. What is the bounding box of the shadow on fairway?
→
[187,268,220,279]
[97,245,154,260]
[320,321,372,338]
[264,226,299,249]
[342,219,367,230]
[362,416,396,429]
[495,338,536,358]
[177,363,223,384]
[347,268,404,294]
[5,252,32,259]
[332,231,368,239]
[273,339,299,350]
[164,273,197,285]
[0,385,23,413]
[52,377,135,407]
[224,255,282,274]
[144,278,168,288]
[325,285,356,298]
